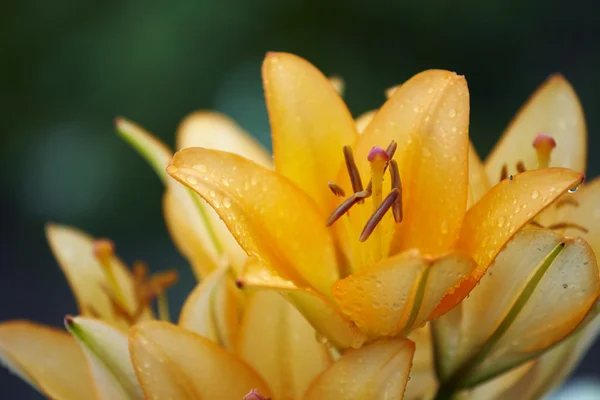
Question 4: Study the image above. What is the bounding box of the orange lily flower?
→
[167,52,584,348]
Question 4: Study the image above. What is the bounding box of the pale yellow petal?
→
[355,110,377,134]
[238,258,366,350]
[0,321,95,400]
[178,267,240,350]
[434,167,585,317]
[237,291,331,400]
[404,325,437,400]
[457,362,533,400]
[485,74,586,180]
[129,321,271,399]
[303,339,414,400]
[264,52,358,215]
[176,111,272,168]
[332,250,474,338]
[433,227,599,387]
[560,177,600,253]
[353,70,469,256]
[46,224,151,328]
[66,316,143,400]
[168,148,339,296]
[467,142,491,208]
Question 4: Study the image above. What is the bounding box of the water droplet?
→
[315,332,328,344]
[428,87,434,94]
[166,165,178,174]
[223,197,232,208]
[185,176,198,185]
[497,216,506,227]
[222,178,230,187]
[413,105,420,113]
[209,190,216,198]
[531,190,539,199]
[448,108,456,118]
[193,164,207,172]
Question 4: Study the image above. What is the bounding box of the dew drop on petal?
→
[531,190,539,199]
[223,197,232,208]
[497,216,506,227]
[448,108,457,118]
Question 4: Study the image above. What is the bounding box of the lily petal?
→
[178,267,240,350]
[354,70,470,256]
[237,291,332,400]
[0,321,95,400]
[433,227,599,388]
[46,224,151,328]
[66,316,143,400]
[404,325,438,400]
[263,52,358,215]
[303,338,415,400]
[558,177,600,252]
[355,110,377,134]
[434,167,585,317]
[332,250,474,338]
[168,148,339,296]
[485,74,586,181]
[129,321,271,399]
[238,258,366,349]
[467,143,491,208]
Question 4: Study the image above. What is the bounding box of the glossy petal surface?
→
[178,267,239,350]
[238,258,365,349]
[353,70,469,256]
[433,228,599,387]
[66,317,142,400]
[264,52,358,215]
[303,339,414,400]
[434,168,585,316]
[129,321,271,399]
[485,75,586,180]
[0,321,95,400]
[168,148,339,296]
[237,291,331,400]
[46,224,150,328]
[332,250,474,338]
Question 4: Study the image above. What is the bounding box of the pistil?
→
[533,133,556,169]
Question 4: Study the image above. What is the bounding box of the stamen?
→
[500,164,508,181]
[547,222,589,234]
[326,191,371,226]
[516,161,526,173]
[93,239,128,307]
[360,189,399,242]
[555,196,580,208]
[328,181,346,197]
[343,146,364,193]
[533,133,556,169]
[389,160,403,223]
[529,221,545,229]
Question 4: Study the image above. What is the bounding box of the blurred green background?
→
[2,0,600,397]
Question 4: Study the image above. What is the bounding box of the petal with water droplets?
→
[264,52,358,215]
[485,75,586,180]
[0,321,95,400]
[129,321,271,399]
[237,291,331,400]
[46,224,151,328]
[178,267,240,350]
[304,338,414,400]
[66,316,143,400]
[168,148,339,296]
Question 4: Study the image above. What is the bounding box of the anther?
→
[547,222,589,234]
[326,190,371,226]
[389,160,403,223]
[555,196,580,208]
[500,164,508,182]
[328,181,346,197]
[516,161,526,173]
[360,189,399,242]
[533,133,556,169]
[343,146,364,193]
[93,239,115,268]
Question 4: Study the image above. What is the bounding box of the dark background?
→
[1,0,599,398]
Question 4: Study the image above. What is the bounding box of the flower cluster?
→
[1,53,599,400]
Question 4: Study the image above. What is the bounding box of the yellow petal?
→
[457,362,533,400]
[303,338,414,400]
[176,111,272,168]
[485,74,586,180]
[263,52,358,215]
[434,167,585,317]
[354,70,470,256]
[559,177,600,252]
[332,250,474,338]
[238,258,366,349]
[0,321,95,400]
[178,267,240,350]
[328,75,345,96]
[115,117,172,182]
[168,148,339,296]
[433,227,599,387]
[237,291,332,400]
[46,224,151,328]
[129,321,271,399]
[467,142,491,208]
[404,325,438,400]
[66,316,143,400]
[355,110,377,134]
